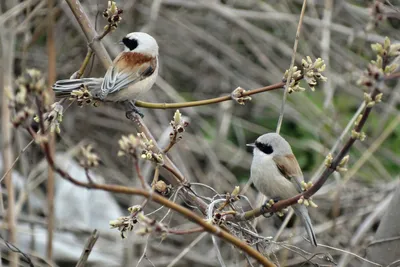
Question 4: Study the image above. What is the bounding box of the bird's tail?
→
[293,204,318,246]
[52,78,103,98]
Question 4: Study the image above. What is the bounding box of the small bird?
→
[248,133,317,247]
[53,32,159,116]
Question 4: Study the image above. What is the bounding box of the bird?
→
[248,133,318,247]
[52,32,159,117]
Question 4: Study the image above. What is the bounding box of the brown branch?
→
[46,0,56,258]
[230,63,388,222]
[35,139,273,266]
[75,24,113,79]
[64,0,112,69]
[134,159,147,189]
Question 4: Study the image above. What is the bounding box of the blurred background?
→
[0,0,400,266]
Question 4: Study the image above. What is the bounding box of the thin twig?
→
[317,243,382,266]
[134,159,147,189]
[167,232,208,267]
[276,0,307,134]
[0,235,34,267]
[135,82,284,109]
[75,229,100,267]
[0,139,34,183]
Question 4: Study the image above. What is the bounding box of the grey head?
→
[253,133,293,157]
[122,32,159,57]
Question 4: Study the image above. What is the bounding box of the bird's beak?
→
[119,41,124,45]
[246,143,255,147]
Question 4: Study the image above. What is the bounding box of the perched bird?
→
[248,133,317,246]
[53,32,159,116]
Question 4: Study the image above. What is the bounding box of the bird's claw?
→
[126,109,144,120]
[261,197,280,218]
[124,100,144,119]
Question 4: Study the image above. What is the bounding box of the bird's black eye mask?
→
[122,37,138,51]
[255,141,274,155]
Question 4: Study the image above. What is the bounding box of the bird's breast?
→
[251,150,298,199]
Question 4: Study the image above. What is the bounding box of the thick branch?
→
[64,0,112,68]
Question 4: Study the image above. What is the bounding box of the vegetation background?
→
[0,0,399,266]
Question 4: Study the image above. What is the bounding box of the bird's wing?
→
[273,155,304,193]
[101,52,157,98]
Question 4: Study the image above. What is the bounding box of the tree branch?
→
[135,82,284,109]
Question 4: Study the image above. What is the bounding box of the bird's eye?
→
[255,141,273,154]
[122,37,138,51]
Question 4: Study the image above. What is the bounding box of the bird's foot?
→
[124,100,144,120]
[261,197,281,218]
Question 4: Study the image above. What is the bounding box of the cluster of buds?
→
[283,66,305,93]
[301,57,327,91]
[135,212,168,239]
[46,103,63,134]
[117,132,163,164]
[299,181,318,208]
[363,92,383,108]
[109,216,135,239]
[110,205,168,239]
[371,38,399,75]
[325,152,351,174]
[139,133,164,164]
[70,85,98,107]
[360,37,400,89]
[324,153,333,168]
[109,205,141,238]
[168,110,189,146]
[102,1,123,31]
[118,134,139,158]
[371,37,400,58]
[357,64,383,91]
[351,129,366,142]
[336,155,349,173]
[16,69,47,96]
[297,195,318,208]
[79,145,101,168]
[12,107,35,128]
[212,212,226,226]
[231,87,252,105]
[366,2,386,31]
[153,180,172,196]
[301,181,313,191]
[10,69,49,128]
[34,102,64,134]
